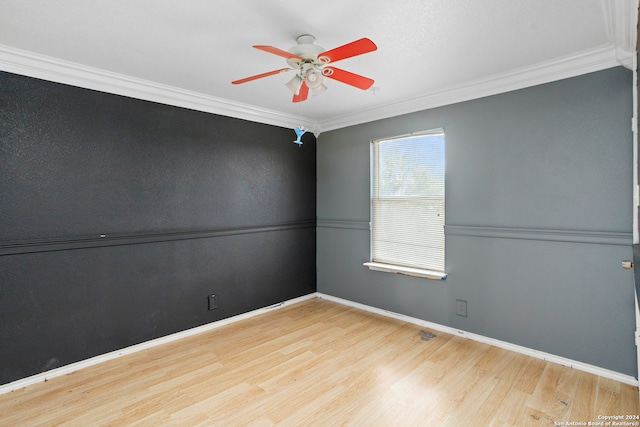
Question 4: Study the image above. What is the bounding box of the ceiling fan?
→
[232,34,377,103]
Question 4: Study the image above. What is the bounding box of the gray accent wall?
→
[317,66,636,376]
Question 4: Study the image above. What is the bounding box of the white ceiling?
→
[0,0,637,134]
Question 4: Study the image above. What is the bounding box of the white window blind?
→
[371,129,445,273]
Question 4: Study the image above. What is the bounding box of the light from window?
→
[370,129,445,275]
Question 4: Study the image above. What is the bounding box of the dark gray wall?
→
[317,66,636,376]
[0,71,316,385]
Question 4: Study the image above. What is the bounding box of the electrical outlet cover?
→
[208,294,218,310]
[456,299,467,317]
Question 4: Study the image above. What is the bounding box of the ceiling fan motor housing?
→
[286,35,328,90]
[287,35,326,62]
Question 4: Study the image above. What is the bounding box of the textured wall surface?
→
[0,71,316,385]
[317,66,636,376]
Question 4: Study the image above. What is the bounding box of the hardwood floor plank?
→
[594,377,622,416]
[568,370,598,421]
[515,356,548,394]
[621,382,640,415]
[529,363,582,423]
[493,389,532,425]
[0,298,637,426]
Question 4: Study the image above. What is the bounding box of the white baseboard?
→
[0,293,316,396]
[316,293,639,387]
[2,291,635,396]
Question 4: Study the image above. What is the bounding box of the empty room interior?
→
[1,1,640,425]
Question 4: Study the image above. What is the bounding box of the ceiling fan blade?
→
[232,68,291,85]
[322,67,375,90]
[254,45,303,60]
[292,81,309,102]
[318,38,377,63]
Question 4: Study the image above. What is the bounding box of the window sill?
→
[363,262,447,280]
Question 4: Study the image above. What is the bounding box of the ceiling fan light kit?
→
[232,34,377,103]
[311,83,327,96]
[284,74,304,95]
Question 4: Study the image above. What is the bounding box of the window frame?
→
[364,128,447,280]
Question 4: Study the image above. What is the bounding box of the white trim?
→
[316,293,638,387]
[602,0,639,58]
[635,289,640,392]
[634,51,639,245]
[319,46,627,132]
[0,293,316,396]
[0,44,630,134]
[2,292,636,395]
[0,44,315,131]
[363,262,447,280]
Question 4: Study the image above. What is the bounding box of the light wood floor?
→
[0,298,638,426]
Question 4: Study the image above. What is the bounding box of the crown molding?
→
[0,44,312,130]
[602,0,639,54]
[0,43,629,134]
[318,45,626,132]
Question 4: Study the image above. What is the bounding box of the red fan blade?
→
[318,38,377,63]
[322,67,374,90]
[292,81,309,103]
[254,45,303,60]
[232,68,291,85]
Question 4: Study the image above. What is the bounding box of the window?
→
[364,129,446,280]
